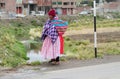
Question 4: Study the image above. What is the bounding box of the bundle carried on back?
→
[51,20,68,35]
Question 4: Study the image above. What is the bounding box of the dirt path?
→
[68,31,120,43]
[65,27,120,36]
[65,27,120,43]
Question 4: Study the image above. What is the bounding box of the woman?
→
[41,9,60,65]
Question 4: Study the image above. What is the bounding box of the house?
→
[0,0,23,14]
[23,0,38,15]
[0,0,16,13]
[22,0,52,15]
[0,0,77,16]
[37,0,52,14]
[103,2,120,12]
[52,0,76,15]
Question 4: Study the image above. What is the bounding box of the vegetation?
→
[0,15,120,67]
[28,61,41,66]
[0,27,28,67]
[64,37,120,60]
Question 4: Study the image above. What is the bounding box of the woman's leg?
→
[49,59,55,63]
[55,56,60,65]
[49,57,60,65]
[56,56,59,62]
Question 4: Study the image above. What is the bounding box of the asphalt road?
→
[1,62,120,79]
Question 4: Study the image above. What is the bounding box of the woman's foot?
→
[48,59,55,63]
[55,56,60,65]
[49,57,60,65]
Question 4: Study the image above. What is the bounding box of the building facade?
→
[0,0,76,15]
[23,0,38,15]
[22,0,52,15]
[37,0,52,14]
[52,0,76,15]
[0,0,16,13]
[103,2,120,12]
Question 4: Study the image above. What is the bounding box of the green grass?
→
[0,28,28,67]
[0,39,28,67]
[68,16,120,30]
[98,42,120,55]
[28,61,41,66]
[64,37,120,60]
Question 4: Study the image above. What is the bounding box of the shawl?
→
[41,20,58,44]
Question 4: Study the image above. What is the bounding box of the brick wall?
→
[37,0,52,6]
[4,0,16,13]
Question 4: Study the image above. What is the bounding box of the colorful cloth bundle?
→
[51,20,68,35]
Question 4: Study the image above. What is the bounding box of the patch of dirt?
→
[65,27,120,36]
[68,31,120,43]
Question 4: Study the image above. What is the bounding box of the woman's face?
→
[49,15,54,20]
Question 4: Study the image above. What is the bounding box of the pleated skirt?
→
[41,36,60,60]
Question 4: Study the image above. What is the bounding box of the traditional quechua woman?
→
[41,9,68,65]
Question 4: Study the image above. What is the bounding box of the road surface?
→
[1,62,120,79]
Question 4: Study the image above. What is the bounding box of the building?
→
[22,0,52,15]
[52,0,76,15]
[37,0,52,14]
[0,0,16,13]
[103,2,120,12]
[0,0,6,12]
[23,0,38,15]
[0,0,77,16]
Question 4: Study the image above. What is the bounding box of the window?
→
[45,0,47,2]
[52,2,56,5]
[63,2,69,5]
[58,2,62,5]
[0,3,5,8]
[71,2,74,5]
[24,4,28,8]
[52,2,62,5]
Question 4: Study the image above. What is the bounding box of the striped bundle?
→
[51,20,68,35]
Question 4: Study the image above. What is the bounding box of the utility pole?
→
[93,0,97,58]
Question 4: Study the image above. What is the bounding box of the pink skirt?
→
[40,36,60,60]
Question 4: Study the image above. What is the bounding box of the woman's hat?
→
[48,9,56,17]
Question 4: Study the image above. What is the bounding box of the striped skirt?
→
[41,36,60,60]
